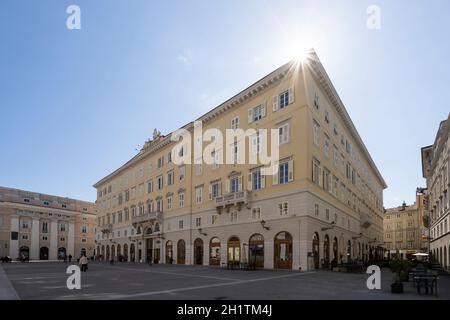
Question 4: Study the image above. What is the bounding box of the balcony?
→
[215,191,250,213]
[101,224,113,234]
[360,213,372,229]
[132,211,163,227]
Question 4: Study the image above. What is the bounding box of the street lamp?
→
[321,221,335,231]
[260,220,270,231]
[198,228,208,236]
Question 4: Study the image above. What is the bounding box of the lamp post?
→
[260,220,270,231]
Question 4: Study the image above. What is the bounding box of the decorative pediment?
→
[146,199,153,204]
[177,188,186,194]
[166,192,173,198]
[228,170,241,178]
[155,196,162,201]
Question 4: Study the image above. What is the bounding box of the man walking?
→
[79,254,88,272]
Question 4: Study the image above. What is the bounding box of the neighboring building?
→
[93,51,387,270]
[421,113,450,270]
[384,193,428,260]
[0,186,97,260]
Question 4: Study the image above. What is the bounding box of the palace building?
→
[93,51,387,270]
[421,113,450,270]
[0,186,96,260]
[384,193,428,260]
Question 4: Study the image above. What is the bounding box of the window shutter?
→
[225,179,230,194]
[288,160,294,182]
[208,185,212,200]
[318,168,323,187]
[261,173,266,189]
[261,102,266,117]
[288,87,294,104]
[272,170,279,186]
[218,181,222,196]
[238,176,242,192]
[248,173,253,191]
[248,108,254,124]
[272,95,279,112]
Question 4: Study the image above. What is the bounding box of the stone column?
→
[264,240,273,269]
[49,221,58,260]
[30,218,40,260]
[9,215,19,259]
[67,222,75,257]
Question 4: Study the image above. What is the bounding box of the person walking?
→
[79,254,88,272]
[68,254,72,263]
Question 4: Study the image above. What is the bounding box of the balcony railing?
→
[132,211,163,227]
[360,213,372,229]
[215,191,250,209]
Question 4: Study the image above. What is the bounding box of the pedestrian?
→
[79,254,88,272]
[63,254,67,263]
[68,254,72,263]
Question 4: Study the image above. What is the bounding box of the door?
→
[323,235,330,268]
[194,238,203,265]
[177,239,185,264]
[274,232,292,269]
[40,247,49,260]
[249,234,264,268]
[313,233,320,269]
[209,238,221,266]
[146,238,153,263]
[166,241,173,264]
[227,237,240,264]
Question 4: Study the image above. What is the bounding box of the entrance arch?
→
[106,245,110,261]
[274,231,292,269]
[227,236,240,264]
[249,234,264,268]
[332,237,338,262]
[347,240,352,262]
[177,239,186,264]
[123,244,128,261]
[117,244,121,258]
[58,247,66,260]
[19,246,29,260]
[323,235,330,268]
[165,240,173,264]
[313,232,320,269]
[111,245,115,261]
[209,237,221,266]
[40,247,49,260]
[194,238,204,265]
[130,244,135,262]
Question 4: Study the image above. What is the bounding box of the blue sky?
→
[0,0,449,207]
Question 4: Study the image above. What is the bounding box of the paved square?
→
[1,262,449,300]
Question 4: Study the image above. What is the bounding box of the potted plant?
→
[389,260,414,293]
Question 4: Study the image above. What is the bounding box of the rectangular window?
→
[279,90,289,109]
[179,165,186,181]
[278,202,289,216]
[252,170,262,190]
[179,193,185,208]
[167,196,173,210]
[313,121,320,146]
[195,186,203,204]
[312,159,321,185]
[179,220,184,229]
[157,175,163,190]
[231,117,239,129]
[195,217,201,227]
[314,204,319,216]
[147,180,153,193]
[279,162,289,184]
[211,182,220,198]
[230,177,240,193]
[211,215,218,225]
[230,211,238,222]
[252,207,261,220]
[167,171,174,186]
[278,122,290,145]
[324,135,330,158]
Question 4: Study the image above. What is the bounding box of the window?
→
[43,201,49,206]
[279,90,289,109]
[42,236,48,241]
[118,193,123,205]
[157,175,163,190]
[179,220,184,229]
[195,163,203,176]
[230,177,240,193]
[167,196,173,210]
[82,238,87,243]
[22,234,29,240]
[211,182,220,199]
[333,146,339,167]
[278,202,289,216]
[279,162,289,184]
[312,159,321,185]
[60,237,65,242]
[313,121,320,146]
[324,135,330,158]
[42,222,48,233]
[231,117,239,129]
[230,211,238,222]
[59,223,66,232]
[179,192,185,208]
[118,212,123,222]
[252,208,261,220]
[167,152,172,163]
[156,199,163,212]
[324,110,330,124]
[211,215,218,225]
[325,209,330,220]
[179,166,186,181]
[314,204,319,216]
[195,217,201,227]
[249,104,265,123]
[231,141,239,164]
[21,220,29,229]
[157,156,164,169]
[278,122,290,145]
[323,168,331,192]
[253,105,262,122]
[147,180,153,193]
[314,92,319,109]
[167,171,174,186]
[195,186,203,204]
[252,170,262,190]
[125,190,130,202]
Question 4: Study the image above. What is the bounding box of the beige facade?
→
[0,186,96,260]
[421,113,450,270]
[94,52,387,270]
[384,194,428,259]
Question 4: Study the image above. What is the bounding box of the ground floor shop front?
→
[96,216,383,270]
